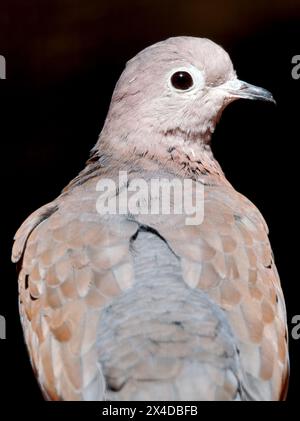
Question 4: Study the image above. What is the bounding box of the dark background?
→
[0,0,299,405]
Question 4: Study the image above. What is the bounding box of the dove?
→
[12,36,288,401]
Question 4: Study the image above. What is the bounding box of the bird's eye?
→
[170,71,194,90]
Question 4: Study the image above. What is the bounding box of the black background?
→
[0,0,299,406]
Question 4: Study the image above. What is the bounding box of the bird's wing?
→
[12,181,139,400]
[134,181,289,401]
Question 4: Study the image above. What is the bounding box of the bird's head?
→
[98,37,274,159]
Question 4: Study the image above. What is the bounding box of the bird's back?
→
[12,164,288,400]
[98,228,243,400]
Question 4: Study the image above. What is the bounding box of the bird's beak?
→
[219,79,276,104]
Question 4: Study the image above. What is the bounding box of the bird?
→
[12,36,288,401]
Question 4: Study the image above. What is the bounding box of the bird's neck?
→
[64,135,228,195]
[91,130,226,182]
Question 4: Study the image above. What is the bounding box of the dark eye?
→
[170,71,194,90]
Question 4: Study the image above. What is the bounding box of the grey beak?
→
[220,79,276,104]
